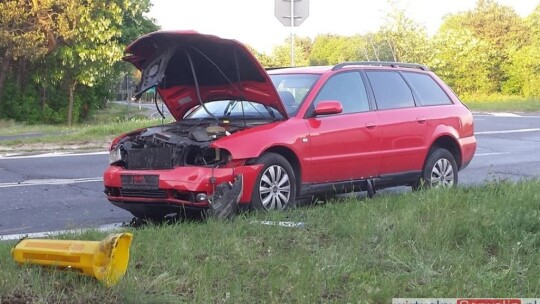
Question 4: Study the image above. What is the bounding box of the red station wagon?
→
[103,31,477,219]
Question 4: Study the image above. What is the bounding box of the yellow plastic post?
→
[11,233,133,286]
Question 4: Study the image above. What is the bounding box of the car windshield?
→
[185,100,284,120]
[269,74,320,116]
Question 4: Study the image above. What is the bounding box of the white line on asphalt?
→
[487,112,522,117]
[474,113,540,118]
[475,152,508,156]
[0,177,103,188]
[0,151,108,160]
[475,128,540,135]
[0,223,125,241]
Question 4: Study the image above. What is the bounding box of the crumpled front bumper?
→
[103,164,263,212]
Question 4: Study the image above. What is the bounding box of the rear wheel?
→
[251,153,296,211]
[414,148,458,190]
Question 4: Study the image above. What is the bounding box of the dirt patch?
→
[1,290,35,304]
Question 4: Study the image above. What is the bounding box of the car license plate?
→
[121,174,159,190]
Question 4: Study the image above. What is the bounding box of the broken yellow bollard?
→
[11,233,133,286]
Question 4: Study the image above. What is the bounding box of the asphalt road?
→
[1,112,539,236]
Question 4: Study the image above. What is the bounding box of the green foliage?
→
[271,36,312,67]
[503,4,540,98]
[438,0,529,94]
[428,28,495,95]
[379,1,430,63]
[0,0,158,125]
[309,34,364,65]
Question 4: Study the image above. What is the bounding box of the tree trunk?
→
[40,85,47,111]
[16,59,27,91]
[0,53,11,107]
[67,81,76,126]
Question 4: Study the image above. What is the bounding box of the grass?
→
[1,180,539,303]
[462,95,540,112]
[0,104,172,153]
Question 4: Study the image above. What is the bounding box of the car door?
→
[364,70,428,175]
[303,71,381,183]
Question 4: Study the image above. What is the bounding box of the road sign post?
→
[274,0,309,67]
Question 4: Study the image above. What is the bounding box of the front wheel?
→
[414,148,458,190]
[251,153,296,211]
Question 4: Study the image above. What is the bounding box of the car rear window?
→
[401,72,452,106]
[366,71,415,110]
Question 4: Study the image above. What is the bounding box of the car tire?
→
[251,153,296,211]
[414,148,458,190]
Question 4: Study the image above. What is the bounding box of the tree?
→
[379,1,430,63]
[309,34,364,65]
[245,44,275,68]
[440,0,529,93]
[503,3,540,97]
[0,0,67,107]
[271,36,312,67]
[428,28,494,95]
[0,0,158,125]
[41,0,157,125]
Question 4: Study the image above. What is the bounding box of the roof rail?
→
[332,61,429,71]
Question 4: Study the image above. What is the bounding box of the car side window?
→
[366,71,415,110]
[313,72,370,114]
[401,72,452,106]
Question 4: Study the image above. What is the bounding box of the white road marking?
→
[474,113,540,118]
[0,151,108,160]
[487,112,522,117]
[0,223,125,241]
[475,152,508,156]
[475,128,540,135]
[0,177,103,188]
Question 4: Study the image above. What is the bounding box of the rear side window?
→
[313,72,370,114]
[366,71,415,110]
[402,72,452,106]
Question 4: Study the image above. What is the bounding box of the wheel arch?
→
[259,146,302,194]
[428,135,462,170]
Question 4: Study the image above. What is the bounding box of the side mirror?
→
[313,100,343,116]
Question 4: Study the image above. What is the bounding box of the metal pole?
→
[290,0,295,67]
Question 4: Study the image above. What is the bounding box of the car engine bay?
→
[110,122,241,170]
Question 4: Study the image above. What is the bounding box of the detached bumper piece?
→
[11,233,133,286]
[208,175,243,219]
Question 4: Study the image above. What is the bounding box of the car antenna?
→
[184,49,219,122]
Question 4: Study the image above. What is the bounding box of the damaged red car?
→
[103,31,476,220]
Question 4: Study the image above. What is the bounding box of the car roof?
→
[267,61,430,75]
[267,66,332,74]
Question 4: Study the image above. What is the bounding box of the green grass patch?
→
[86,103,149,125]
[462,94,540,112]
[1,180,539,302]
[0,104,173,152]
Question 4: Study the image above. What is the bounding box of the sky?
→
[147,0,539,53]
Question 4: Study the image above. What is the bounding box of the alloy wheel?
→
[259,165,291,210]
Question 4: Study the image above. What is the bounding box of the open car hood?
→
[124,30,287,119]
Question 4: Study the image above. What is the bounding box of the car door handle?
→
[416,117,427,124]
[365,121,377,129]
